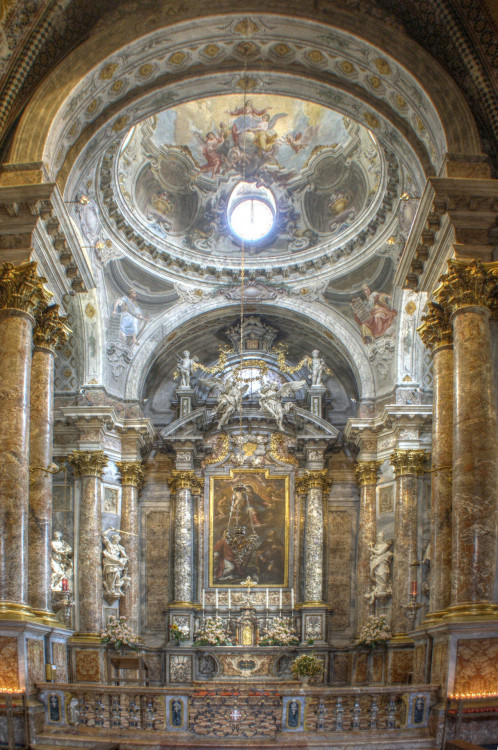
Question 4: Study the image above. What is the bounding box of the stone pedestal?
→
[0,262,50,621]
[28,306,70,625]
[418,303,453,621]
[390,450,427,636]
[176,387,196,417]
[435,259,498,618]
[307,386,327,418]
[354,461,381,631]
[116,461,144,632]
[68,450,108,637]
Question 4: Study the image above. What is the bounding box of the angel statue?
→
[174,350,199,388]
[258,379,306,431]
[201,375,249,430]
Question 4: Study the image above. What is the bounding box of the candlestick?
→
[62,578,68,592]
[215,588,219,611]
[266,587,269,609]
[279,589,282,609]
[228,589,231,610]
[291,588,294,609]
[411,581,418,596]
[202,589,205,610]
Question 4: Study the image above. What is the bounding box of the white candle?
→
[202,589,205,610]
[279,589,282,609]
[291,588,294,609]
[228,589,231,610]
[266,587,269,609]
[215,588,219,609]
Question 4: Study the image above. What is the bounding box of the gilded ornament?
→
[374,58,391,75]
[203,44,220,58]
[435,259,498,314]
[0,261,51,316]
[204,433,230,465]
[390,450,427,477]
[271,343,333,380]
[170,470,203,494]
[354,460,381,487]
[33,304,71,351]
[269,432,298,467]
[272,43,291,57]
[112,115,130,132]
[296,470,331,494]
[85,99,99,114]
[417,302,452,351]
[234,18,259,36]
[341,60,356,75]
[307,49,326,65]
[236,75,257,91]
[111,79,124,93]
[169,51,186,65]
[68,450,108,477]
[364,112,380,129]
[99,62,118,80]
[138,63,154,78]
[116,461,144,488]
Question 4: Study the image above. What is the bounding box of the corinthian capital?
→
[296,469,331,494]
[33,304,71,351]
[417,302,453,352]
[169,470,203,494]
[117,461,144,488]
[435,259,498,314]
[68,450,108,477]
[0,261,52,317]
[354,460,381,487]
[390,449,427,477]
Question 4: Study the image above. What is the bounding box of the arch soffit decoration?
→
[7,12,482,186]
[123,296,376,403]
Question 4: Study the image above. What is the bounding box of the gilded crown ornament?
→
[417,302,453,351]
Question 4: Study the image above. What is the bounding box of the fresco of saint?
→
[351,285,397,343]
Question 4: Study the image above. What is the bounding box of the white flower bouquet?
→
[194,617,231,646]
[101,615,141,650]
[357,614,391,649]
[259,617,299,646]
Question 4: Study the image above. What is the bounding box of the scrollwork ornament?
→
[417,302,452,352]
[116,461,144,488]
[204,433,230,465]
[68,450,108,477]
[169,470,203,494]
[390,449,427,477]
[269,432,298,467]
[435,259,498,315]
[33,304,71,351]
[0,261,52,317]
[354,460,382,487]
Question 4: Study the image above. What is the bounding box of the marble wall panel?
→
[354,652,368,684]
[412,643,427,684]
[0,636,19,688]
[372,650,384,682]
[169,654,192,683]
[26,638,45,695]
[144,509,170,631]
[454,637,498,694]
[74,649,100,682]
[52,641,68,683]
[331,652,352,684]
[144,652,162,683]
[390,649,414,683]
[327,510,353,630]
[431,638,449,689]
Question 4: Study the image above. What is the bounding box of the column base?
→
[69,632,103,644]
[422,609,447,626]
[31,608,64,628]
[442,601,498,622]
[0,600,38,623]
[390,632,414,643]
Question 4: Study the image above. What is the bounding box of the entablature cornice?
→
[345,404,432,458]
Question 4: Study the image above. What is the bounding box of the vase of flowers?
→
[290,653,323,684]
[169,622,189,645]
[194,617,231,646]
[357,614,391,650]
[101,616,141,651]
[259,617,299,647]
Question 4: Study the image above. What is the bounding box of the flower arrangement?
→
[194,617,231,646]
[259,617,299,647]
[291,653,322,679]
[170,622,189,644]
[101,616,141,651]
[357,614,391,649]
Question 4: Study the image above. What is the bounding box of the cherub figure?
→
[175,350,199,388]
[258,379,306,430]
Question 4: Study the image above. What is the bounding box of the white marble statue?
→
[258,379,306,431]
[201,375,249,430]
[365,532,393,603]
[51,532,73,592]
[310,349,326,387]
[175,350,198,388]
[102,532,131,601]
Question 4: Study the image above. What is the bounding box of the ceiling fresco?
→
[116,95,383,260]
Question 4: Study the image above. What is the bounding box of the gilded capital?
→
[435,259,498,314]
[296,469,331,494]
[169,470,203,494]
[33,304,71,351]
[0,261,52,317]
[117,460,144,488]
[417,302,453,351]
[68,450,108,477]
[390,449,427,477]
[354,460,381,487]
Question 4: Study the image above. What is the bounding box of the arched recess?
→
[5,10,482,187]
[123,296,376,403]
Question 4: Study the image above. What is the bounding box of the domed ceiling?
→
[102,93,401,284]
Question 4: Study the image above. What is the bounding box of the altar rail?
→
[36,683,439,741]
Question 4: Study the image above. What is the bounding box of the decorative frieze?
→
[390,450,427,477]
[68,450,108,478]
[435,259,498,314]
[0,261,51,316]
[116,460,144,488]
[33,304,71,351]
[354,460,381,487]
[417,302,453,352]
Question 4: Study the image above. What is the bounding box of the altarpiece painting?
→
[209,469,289,587]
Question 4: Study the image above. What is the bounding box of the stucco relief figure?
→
[102,532,131,601]
[112,289,149,346]
[201,375,249,430]
[351,285,397,344]
[365,532,393,603]
[175,350,198,388]
[51,532,73,592]
[258,379,306,431]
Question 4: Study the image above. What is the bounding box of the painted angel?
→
[284,114,320,154]
[258,379,306,431]
[201,375,249,430]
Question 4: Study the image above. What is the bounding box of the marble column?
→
[435,259,498,616]
[418,302,454,620]
[296,471,330,604]
[0,262,50,620]
[170,471,202,606]
[354,461,381,630]
[68,450,108,635]
[390,450,427,635]
[28,305,70,623]
[116,461,144,632]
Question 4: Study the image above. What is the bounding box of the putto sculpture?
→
[102,531,131,602]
